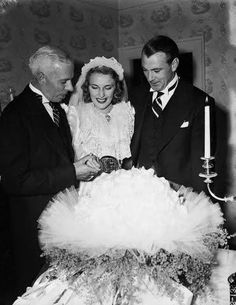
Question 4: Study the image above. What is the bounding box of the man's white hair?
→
[28,45,72,76]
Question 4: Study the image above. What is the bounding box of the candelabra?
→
[200,96,236,203]
[199,156,236,203]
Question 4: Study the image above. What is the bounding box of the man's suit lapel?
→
[23,87,73,161]
[57,106,74,162]
[157,80,192,153]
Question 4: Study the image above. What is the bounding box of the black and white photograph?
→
[0,0,236,304]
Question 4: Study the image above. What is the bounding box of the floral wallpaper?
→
[119,0,236,107]
[0,0,118,109]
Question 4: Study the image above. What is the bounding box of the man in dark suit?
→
[0,45,101,298]
[131,35,215,192]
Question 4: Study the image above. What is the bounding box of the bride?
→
[65,56,134,175]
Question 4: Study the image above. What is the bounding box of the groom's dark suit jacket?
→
[0,85,77,295]
[130,79,215,193]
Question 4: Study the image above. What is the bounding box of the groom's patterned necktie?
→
[152,91,164,118]
[49,102,60,127]
[152,81,178,118]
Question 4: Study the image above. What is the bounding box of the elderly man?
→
[0,45,100,297]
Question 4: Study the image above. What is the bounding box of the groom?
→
[131,35,215,193]
[0,45,101,298]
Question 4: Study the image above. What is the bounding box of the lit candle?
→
[204,96,211,158]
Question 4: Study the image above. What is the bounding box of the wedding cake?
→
[13,167,227,305]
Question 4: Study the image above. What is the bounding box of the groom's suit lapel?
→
[156,80,192,154]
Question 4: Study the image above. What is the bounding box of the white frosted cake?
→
[13,167,230,305]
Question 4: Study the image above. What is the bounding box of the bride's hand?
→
[74,154,101,181]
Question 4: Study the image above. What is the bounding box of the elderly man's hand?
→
[74,154,101,181]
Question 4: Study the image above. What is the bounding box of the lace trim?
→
[67,101,134,161]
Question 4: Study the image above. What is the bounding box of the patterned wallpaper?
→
[0,0,118,109]
[0,0,236,242]
[119,0,236,109]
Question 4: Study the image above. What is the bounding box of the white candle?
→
[204,96,211,158]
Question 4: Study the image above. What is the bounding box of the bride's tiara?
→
[80,56,124,81]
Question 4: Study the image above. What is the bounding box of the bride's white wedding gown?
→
[65,100,134,162]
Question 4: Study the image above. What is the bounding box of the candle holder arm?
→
[199,157,236,203]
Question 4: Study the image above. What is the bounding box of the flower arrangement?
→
[39,168,227,305]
